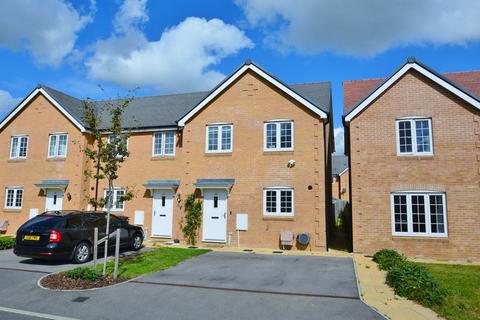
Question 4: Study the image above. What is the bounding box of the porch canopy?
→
[34,179,69,191]
[195,178,235,194]
[143,180,180,192]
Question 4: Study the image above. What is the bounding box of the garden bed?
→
[40,247,210,290]
[41,272,126,290]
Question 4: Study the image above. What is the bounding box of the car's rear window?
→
[22,215,64,229]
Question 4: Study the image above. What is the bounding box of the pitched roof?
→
[1,61,331,132]
[343,58,480,119]
[177,61,330,125]
[332,155,348,176]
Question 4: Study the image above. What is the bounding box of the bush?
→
[372,249,405,271]
[386,261,448,306]
[181,194,202,245]
[64,267,100,281]
[0,236,15,250]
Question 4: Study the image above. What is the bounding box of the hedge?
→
[0,236,15,250]
[373,249,448,306]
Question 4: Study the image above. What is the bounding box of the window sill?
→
[3,208,22,213]
[47,157,67,162]
[151,156,175,161]
[263,150,294,155]
[391,234,448,239]
[205,152,232,157]
[8,158,27,163]
[397,155,434,160]
[262,215,294,221]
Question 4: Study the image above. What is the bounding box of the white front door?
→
[202,189,227,242]
[151,189,173,238]
[45,189,63,211]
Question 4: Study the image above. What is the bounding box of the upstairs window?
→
[396,118,433,156]
[264,121,293,151]
[206,124,233,153]
[104,188,125,211]
[48,134,68,158]
[5,187,23,209]
[263,188,294,216]
[391,192,447,237]
[10,136,28,159]
[152,131,175,156]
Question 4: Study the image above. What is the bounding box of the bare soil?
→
[41,272,127,290]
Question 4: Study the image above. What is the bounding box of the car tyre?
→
[131,233,143,251]
[73,241,91,264]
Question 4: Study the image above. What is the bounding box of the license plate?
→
[24,235,40,241]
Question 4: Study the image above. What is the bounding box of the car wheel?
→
[131,233,143,251]
[73,242,91,264]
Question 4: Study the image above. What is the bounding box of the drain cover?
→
[72,296,90,303]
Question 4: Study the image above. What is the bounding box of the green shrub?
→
[64,267,100,281]
[181,194,202,245]
[386,261,448,306]
[372,249,405,271]
[0,236,15,250]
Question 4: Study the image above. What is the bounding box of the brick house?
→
[343,58,480,261]
[332,154,349,201]
[0,61,334,251]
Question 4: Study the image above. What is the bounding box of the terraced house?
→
[0,61,334,251]
[343,58,480,261]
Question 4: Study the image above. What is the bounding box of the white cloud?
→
[334,127,344,155]
[0,90,21,116]
[237,0,480,56]
[114,0,149,33]
[0,0,93,66]
[86,1,253,92]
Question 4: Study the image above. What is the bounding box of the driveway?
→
[0,251,384,320]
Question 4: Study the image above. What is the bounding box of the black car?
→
[14,210,144,263]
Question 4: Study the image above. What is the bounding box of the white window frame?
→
[152,131,176,157]
[10,135,29,159]
[263,187,295,217]
[263,120,294,152]
[48,133,68,158]
[395,118,433,156]
[205,123,233,153]
[390,192,447,238]
[107,134,129,158]
[5,187,23,209]
[104,188,126,212]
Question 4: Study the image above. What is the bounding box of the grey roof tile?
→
[31,62,331,130]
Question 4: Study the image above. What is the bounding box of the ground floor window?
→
[391,192,447,237]
[263,188,294,216]
[104,188,125,211]
[5,187,23,209]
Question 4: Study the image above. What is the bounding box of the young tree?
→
[82,95,134,275]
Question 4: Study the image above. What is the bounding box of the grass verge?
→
[421,263,480,320]
[98,247,210,279]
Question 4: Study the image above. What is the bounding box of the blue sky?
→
[1,0,480,153]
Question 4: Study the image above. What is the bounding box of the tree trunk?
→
[102,179,113,276]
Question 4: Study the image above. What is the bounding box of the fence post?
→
[93,227,98,271]
[113,229,120,279]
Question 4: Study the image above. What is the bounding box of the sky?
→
[1,0,480,154]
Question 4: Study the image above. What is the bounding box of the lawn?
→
[421,263,480,320]
[99,247,210,279]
